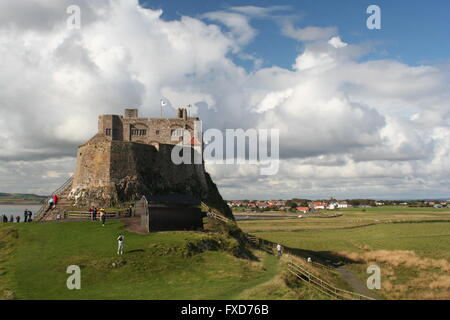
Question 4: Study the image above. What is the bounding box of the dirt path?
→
[120,217,147,234]
[336,266,378,299]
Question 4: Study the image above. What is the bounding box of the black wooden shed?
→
[138,194,204,232]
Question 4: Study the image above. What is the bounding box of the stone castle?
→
[97,108,200,146]
[65,108,232,219]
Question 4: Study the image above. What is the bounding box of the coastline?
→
[0,201,44,205]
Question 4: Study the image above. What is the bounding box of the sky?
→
[0,0,450,200]
[142,0,450,68]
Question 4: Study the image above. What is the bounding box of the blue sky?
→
[140,0,450,69]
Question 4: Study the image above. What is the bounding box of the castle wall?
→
[69,137,232,219]
[107,141,209,200]
[71,138,205,195]
[71,139,111,189]
[109,141,157,188]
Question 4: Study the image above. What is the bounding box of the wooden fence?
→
[63,209,131,219]
[201,202,375,300]
[287,260,374,300]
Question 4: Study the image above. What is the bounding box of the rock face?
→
[68,134,233,219]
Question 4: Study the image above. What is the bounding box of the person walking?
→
[16,216,20,223]
[46,198,54,213]
[100,209,106,227]
[276,243,283,257]
[53,194,59,207]
[27,210,33,222]
[23,209,28,222]
[93,207,97,221]
[2,214,7,223]
[117,235,125,255]
[9,215,14,223]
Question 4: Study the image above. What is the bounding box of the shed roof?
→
[145,194,200,206]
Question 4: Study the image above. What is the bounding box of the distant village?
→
[226,198,450,212]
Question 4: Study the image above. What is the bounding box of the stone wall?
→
[72,135,110,189]
[68,137,233,219]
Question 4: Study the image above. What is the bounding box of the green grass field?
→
[2,206,448,300]
[0,220,287,300]
[249,222,450,260]
[237,206,450,299]
[237,206,450,233]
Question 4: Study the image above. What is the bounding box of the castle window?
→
[156,130,160,135]
[171,129,184,140]
[105,128,112,136]
[131,129,147,136]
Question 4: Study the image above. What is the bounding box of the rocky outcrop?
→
[68,136,233,219]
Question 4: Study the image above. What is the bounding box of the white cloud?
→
[0,1,449,200]
[229,5,291,18]
[282,23,337,42]
[254,88,294,113]
[328,36,347,48]
[202,11,256,46]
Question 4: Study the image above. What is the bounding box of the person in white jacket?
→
[117,235,125,255]
[276,243,282,257]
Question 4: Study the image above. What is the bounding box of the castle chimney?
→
[124,108,138,118]
[182,108,187,120]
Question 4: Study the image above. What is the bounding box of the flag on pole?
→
[160,99,167,117]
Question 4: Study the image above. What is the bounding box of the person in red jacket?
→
[53,194,59,208]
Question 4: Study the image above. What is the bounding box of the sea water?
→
[0,204,42,222]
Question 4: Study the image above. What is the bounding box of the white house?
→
[327,202,339,210]
[337,201,348,209]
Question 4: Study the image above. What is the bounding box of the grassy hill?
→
[0,193,47,204]
[0,219,330,300]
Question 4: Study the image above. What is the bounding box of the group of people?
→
[88,207,107,226]
[23,209,33,222]
[1,214,14,223]
[1,209,33,223]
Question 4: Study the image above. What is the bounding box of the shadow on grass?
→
[126,249,145,254]
[284,247,362,268]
